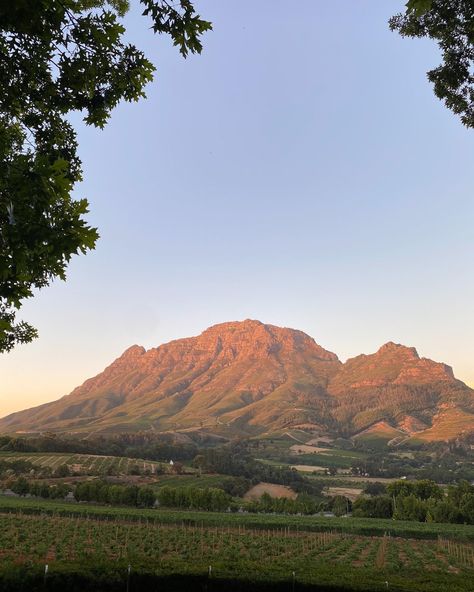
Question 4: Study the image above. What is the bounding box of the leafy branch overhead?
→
[0,1,211,352]
[391,0,474,128]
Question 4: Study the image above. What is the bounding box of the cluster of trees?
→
[157,486,231,511]
[8,477,156,507]
[74,481,156,508]
[245,492,350,516]
[219,476,252,498]
[353,480,474,524]
[10,477,71,500]
[9,477,236,511]
[245,492,316,515]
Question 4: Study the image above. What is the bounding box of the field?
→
[243,482,297,500]
[150,473,232,489]
[2,495,474,542]
[256,435,371,474]
[0,510,473,591]
[0,451,163,474]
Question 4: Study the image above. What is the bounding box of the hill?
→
[0,320,472,441]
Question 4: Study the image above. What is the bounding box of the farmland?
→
[0,509,473,591]
[0,451,163,475]
[2,495,474,542]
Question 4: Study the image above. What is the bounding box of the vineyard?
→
[0,452,162,475]
[2,495,474,543]
[0,511,472,591]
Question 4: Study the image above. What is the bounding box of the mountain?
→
[0,320,472,441]
[328,341,473,442]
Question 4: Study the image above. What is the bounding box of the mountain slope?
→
[327,342,473,438]
[0,320,341,434]
[0,320,472,440]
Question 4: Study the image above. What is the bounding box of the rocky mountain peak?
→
[120,345,146,359]
[194,320,339,362]
[376,342,419,359]
[0,321,470,438]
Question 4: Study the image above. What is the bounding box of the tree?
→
[0,1,211,351]
[156,485,175,507]
[332,495,350,517]
[192,454,206,475]
[137,486,156,507]
[353,496,393,519]
[390,0,474,128]
[11,476,30,496]
[364,482,387,496]
[54,463,70,478]
[387,479,442,500]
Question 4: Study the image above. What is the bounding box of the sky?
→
[0,0,473,417]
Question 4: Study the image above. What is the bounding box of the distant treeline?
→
[350,453,474,483]
[245,492,351,516]
[8,478,233,512]
[7,476,336,515]
[354,479,474,524]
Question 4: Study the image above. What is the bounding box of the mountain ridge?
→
[0,319,472,441]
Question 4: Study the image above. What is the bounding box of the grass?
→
[151,474,231,489]
[291,452,356,469]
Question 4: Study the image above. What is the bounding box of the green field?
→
[0,509,472,591]
[0,451,163,474]
[151,473,231,489]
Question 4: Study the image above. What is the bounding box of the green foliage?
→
[0,1,211,350]
[141,0,211,57]
[357,480,474,525]
[405,0,433,16]
[54,464,71,478]
[220,476,251,498]
[245,492,322,516]
[387,479,443,500]
[390,0,474,128]
[363,482,387,496]
[331,495,351,517]
[353,495,393,519]
[74,480,157,507]
[11,479,73,501]
[10,476,29,496]
[157,485,231,511]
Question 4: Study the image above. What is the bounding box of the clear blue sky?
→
[0,0,473,417]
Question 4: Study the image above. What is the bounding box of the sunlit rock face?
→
[0,320,472,441]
